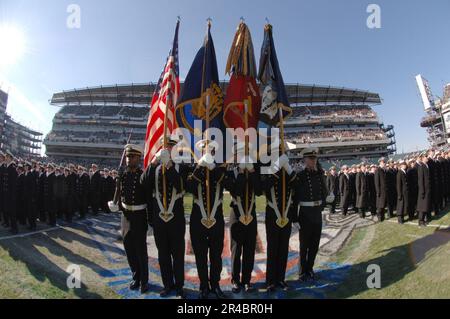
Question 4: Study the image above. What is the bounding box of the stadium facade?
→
[416,74,450,148]
[0,89,43,158]
[44,83,395,164]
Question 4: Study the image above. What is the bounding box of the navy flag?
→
[257,24,292,129]
[175,22,224,153]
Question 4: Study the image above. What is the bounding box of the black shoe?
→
[308,270,318,281]
[231,281,241,294]
[198,288,209,299]
[278,281,291,291]
[299,272,309,282]
[244,283,255,293]
[212,286,227,299]
[176,288,186,299]
[140,282,150,294]
[266,284,277,293]
[159,286,173,297]
[129,280,140,291]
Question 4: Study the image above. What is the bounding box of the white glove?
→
[326,193,335,204]
[279,154,289,168]
[206,162,216,171]
[159,149,171,165]
[108,201,119,213]
[238,157,254,171]
[284,163,293,175]
[273,154,290,173]
[153,149,163,163]
[199,153,215,169]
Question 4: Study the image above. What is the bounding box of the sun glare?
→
[0,25,26,68]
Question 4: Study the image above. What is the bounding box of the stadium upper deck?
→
[44,83,395,163]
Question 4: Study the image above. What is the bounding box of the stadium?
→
[44,83,395,164]
[0,88,43,158]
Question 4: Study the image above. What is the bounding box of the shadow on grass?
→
[0,229,114,298]
[328,227,450,298]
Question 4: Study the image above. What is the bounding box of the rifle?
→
[111,130,134,206]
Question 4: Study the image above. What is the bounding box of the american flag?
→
[143,20,180,168]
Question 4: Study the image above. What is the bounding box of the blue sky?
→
[1,0,449,153]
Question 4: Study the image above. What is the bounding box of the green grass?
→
[184,193,267,216]
[328,210,450,298]
[0,229,119,299]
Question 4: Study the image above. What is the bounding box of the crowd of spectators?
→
[46,130,146,144]
[286,128,386,144]
[58,105,148,119]
[290,105,377,120]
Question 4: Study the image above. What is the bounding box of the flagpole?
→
[162,17,180,221]
[244,99,249,223]
[279,106,286,223]
[203,19,212,224]
[162,79,170,218]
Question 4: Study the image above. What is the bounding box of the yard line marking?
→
[0,226,61,241]
[385,219,449,228]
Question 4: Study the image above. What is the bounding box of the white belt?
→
[267,187,292,221]
[122,203,147,211]
[155,165,184,215]
[195,183,222,224]
[299,200,322,207]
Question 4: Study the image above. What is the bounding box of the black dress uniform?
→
[77,171,90,219]
[349,171,356,209]
[396,167,409,223]
[326,173,339,214]
[416,161,431,225]
[407,164,418,220]
[0,161,4,224]
[427,157,438,215]
[104,174,115,213]
[44,170,56,226]
[90,169,102,214]
[262,164,296,289]
[37,168,47,223]
[386,167,397,218]
[374,166,387,221]
[3,161,18,232]
[118,165,150,291]
[355,171,368,218]
[295,166,327,278]
[367,170,377,216]
[228,166,260,291]
[16,169,26,225]
[54,172,68,220]
[25,168,38,230]
[339,172,350,216]
[141,162,187,296]
[66,171,77,222]
[186,164,229,298]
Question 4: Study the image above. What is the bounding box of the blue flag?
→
[175,23,224,154]
[258,24,292,129]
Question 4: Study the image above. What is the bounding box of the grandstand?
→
[284,85,395,160]
[0,88,43,158]
[44,83,395,164]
